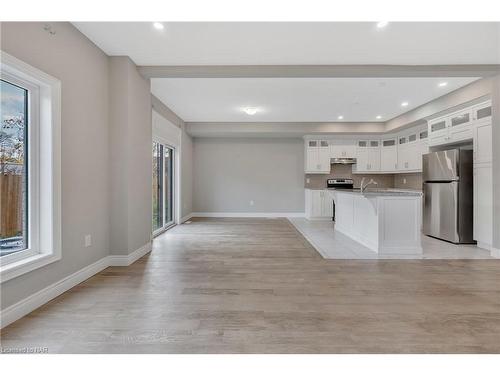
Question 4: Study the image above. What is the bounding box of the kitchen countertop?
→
[326,187,422,197]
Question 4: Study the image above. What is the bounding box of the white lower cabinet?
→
[474,164,493,249]
[305,189,333,220]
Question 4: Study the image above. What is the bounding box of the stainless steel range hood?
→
[330,158,357,165]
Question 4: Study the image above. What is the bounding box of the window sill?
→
[0,251,61,283]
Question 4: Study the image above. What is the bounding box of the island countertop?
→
[325,188,423,255]
[326,188,422,197]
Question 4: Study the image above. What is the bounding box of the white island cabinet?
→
[326,189,423,255]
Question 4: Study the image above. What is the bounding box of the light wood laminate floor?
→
[1,218,500,353]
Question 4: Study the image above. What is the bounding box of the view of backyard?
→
[0,79,27,257]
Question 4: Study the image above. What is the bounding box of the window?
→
[0,51,61,283]
[1,80,28,258]
[152,141,174,234]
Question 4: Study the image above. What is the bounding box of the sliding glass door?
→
[152,141,175,234]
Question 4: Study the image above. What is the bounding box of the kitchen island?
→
[326,188,423,255]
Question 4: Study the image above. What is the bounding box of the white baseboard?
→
[108,242,152,266]
[0,256,109,329]
[476,242,500,258]
[491,247,500,259]
[477,241,492,251]
[191,212,305,218]
[180,213,193,223]
[0,242,152,329]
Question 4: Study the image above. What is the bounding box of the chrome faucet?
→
[360,178,378,192]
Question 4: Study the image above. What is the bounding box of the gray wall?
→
[181,128,194,217]
[1,22,111,308]
[385,77,494,131]
[193,138,304,213]
[151,95,193,219]
[109,57,152,255]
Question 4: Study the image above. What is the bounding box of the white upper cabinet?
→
[380,138,398,172]
[330,140,356,159]
[418,130,429,170]
[354,140,380,173]
[305,139,331,174]
[395,128,427,173]
[428,117,449,145]
[449,108,474,142]
[473,101,492,122]
[428,101,490,147]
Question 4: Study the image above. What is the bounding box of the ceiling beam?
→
[139,65,500,79]
[185,122,387,138]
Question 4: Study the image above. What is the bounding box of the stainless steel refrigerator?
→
[422,149,474,244]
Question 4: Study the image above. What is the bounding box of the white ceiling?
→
[151,77,479,122]
[73,22,500,65]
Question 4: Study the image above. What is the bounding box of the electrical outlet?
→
[403,178,407,184]
[249,200,255,206]
[306,178,310,184]
[84,234,92,247]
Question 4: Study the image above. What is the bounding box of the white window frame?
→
[0,51,61,283]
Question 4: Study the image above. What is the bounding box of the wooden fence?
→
[0,174,23,238]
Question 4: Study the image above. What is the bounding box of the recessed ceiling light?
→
[376,21,389,29]
[401,101,409,107]
[438,82,448,87]
[376,115,382,120]
[153,22,164,30]
[243,107,258,115]
[338,115,344,120]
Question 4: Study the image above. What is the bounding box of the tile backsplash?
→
[394,173,423,190]
[304,164,422,190]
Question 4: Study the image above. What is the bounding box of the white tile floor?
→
[288,218,493,259]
